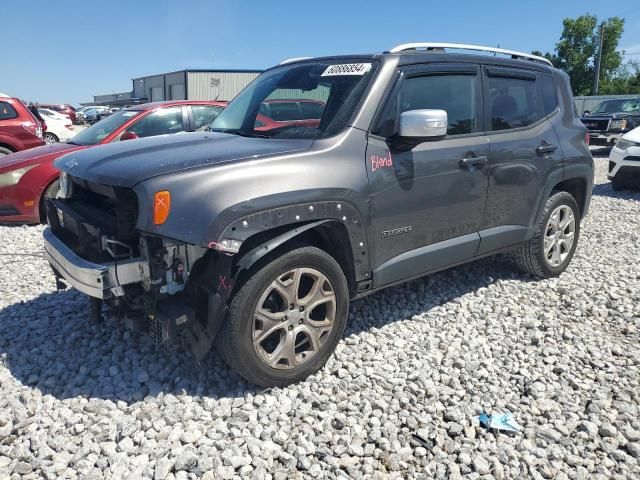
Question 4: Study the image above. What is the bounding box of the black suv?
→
[43,43,593,387]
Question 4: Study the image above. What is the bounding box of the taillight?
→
[21,121,37,136]
[153,191,171,225]
[585,132,590,146]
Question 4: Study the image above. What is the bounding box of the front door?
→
[367,64,489,287]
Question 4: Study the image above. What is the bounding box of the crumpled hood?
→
[54,132,313,187]
[0,142,82,171]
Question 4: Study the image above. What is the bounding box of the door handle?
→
[536,143,558,156]
[459,156,488,169]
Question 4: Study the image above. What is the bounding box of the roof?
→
[126,100,228,111]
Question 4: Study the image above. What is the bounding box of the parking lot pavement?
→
[0,157,638,479]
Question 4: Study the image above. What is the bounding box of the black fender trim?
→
[236,220,332,272]
[216,201,371,282]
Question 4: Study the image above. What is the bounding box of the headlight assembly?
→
[616,138,639,151]
[59,171,73,198]
[0,165,36,187]
[610,119,627,131]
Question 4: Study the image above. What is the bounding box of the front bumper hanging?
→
[43,227,149,299]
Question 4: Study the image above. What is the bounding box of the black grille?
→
[582,119,610,131]
[47,178,139,260]
[624,155,640,162]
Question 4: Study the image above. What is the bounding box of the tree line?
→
[533,14,640,96]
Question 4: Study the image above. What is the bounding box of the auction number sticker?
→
[321,63,372,76]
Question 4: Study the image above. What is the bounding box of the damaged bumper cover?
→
[43,227,149,299]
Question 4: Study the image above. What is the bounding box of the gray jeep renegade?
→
[44,43,593,387]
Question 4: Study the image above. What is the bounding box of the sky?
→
[2,0,640,106]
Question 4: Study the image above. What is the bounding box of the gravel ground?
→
[0,153,638,479]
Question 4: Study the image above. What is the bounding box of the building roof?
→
[132,68,263,80]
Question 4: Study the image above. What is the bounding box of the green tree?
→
[534,14,625,95]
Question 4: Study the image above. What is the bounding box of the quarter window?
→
[0,102,18,120]
[399,74,477,135]
[488,75,539,130]
[127,107,184,138]
[541,75,558,116]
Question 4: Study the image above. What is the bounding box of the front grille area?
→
[0,205,20,217]
[47,178,139,261]
[624,155,640,162]
[583,119,610,132]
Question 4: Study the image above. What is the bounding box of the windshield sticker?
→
[321,63,372,77]
[371,152,393,172]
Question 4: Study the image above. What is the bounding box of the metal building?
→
[132,69,262,103]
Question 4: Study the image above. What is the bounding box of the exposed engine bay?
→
[45,175,235,360]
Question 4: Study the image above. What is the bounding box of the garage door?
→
[169,84,185,100]
[150,87,164,101]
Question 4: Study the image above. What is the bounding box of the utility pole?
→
[592,22,605,95]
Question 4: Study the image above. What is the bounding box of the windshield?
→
[591,99,640,114]
[69,110,139,145]
[210,60,378,140]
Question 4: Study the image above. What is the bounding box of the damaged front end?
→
[43,176,235,360]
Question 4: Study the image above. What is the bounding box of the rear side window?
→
[488,75,539,130]
[541,75,558,116]
[399,74,477,135]
[0,102,18,120]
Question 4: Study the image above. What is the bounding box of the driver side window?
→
[127,107,184,138]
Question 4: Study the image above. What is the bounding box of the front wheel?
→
[217,245,349,387]
[513,191,580,278]
[611,175,628,191]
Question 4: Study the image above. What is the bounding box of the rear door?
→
[478,67,563,254]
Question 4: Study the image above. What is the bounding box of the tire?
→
[44,132,59,144]
[40,180,60,223]
[512,191,581,278]
[0,147,13,156]
[217,245,349,387]
[611,176,627,191]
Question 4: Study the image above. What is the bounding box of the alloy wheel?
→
[543,205,576,267]
[252,267,336,370]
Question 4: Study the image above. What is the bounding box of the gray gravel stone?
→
[0,153,637,478]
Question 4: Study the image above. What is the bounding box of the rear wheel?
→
[0,147,13,156]
[44,132,59,144]
[217,245,349,387]
[513,191,580,278]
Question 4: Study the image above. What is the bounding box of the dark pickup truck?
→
[43,43,593,387]
[581,97,640,145]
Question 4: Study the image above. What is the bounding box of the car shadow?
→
[0,254,534,403]
[592,182,640,199]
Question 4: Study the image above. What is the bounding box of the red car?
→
[0,100,226,224]
[255,99,324,131]
[0,94,45,157]
[40,104,77,124]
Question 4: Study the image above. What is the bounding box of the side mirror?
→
[120,131,139,141]
[398,109,447,138]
